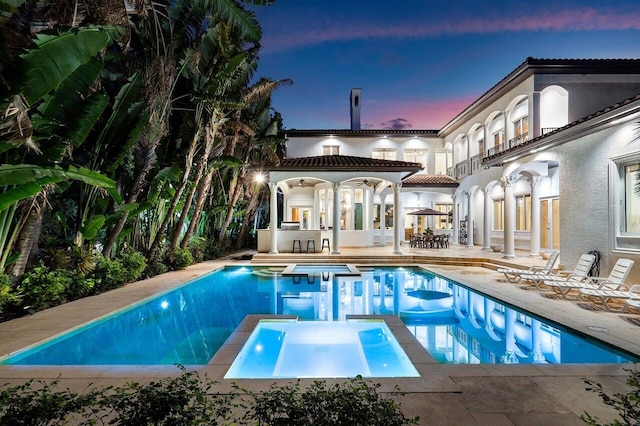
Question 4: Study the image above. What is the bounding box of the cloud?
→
[364,97,477,129]
[262,7,640,53]
[378,118,413,130]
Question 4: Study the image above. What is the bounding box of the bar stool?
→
[321,238,330,253]
[306,239,316,253]
[292,239,302,253]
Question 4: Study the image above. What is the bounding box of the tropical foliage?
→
[0,370,420,425]
[0,0,288,315]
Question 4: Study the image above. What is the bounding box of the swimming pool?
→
[1,266,637,365]
[224,319,419,378]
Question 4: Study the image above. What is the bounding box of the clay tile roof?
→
[402,174,459,187]
[276,155,423,171]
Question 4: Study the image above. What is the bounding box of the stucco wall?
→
[555,123,640,281]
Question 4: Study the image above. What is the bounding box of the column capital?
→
[500,175,518,188]
[482,187,491,195]
[392,182,402,192]
[268,182,278,191]
[332,182,340,191]
[528,176,543,187]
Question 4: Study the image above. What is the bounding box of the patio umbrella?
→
[410,208,448,232]
[410,208,448,216]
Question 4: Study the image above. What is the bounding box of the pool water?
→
[224,319,419,378]
[1,266,637,366]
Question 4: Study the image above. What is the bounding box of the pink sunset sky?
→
[250,1,640,130]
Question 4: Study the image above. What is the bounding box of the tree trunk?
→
[169,114,220,250]
[10,193,46,280]
[180,168,213,249]
[102,158,155,258]
[234,183,263,250]
[218,170,244,244]
[147,132,198,259]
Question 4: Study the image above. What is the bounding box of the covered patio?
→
[256,155,422,255]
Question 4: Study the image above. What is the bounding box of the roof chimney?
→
[350,88,361,130]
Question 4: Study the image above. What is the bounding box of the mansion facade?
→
[262,58,640,281]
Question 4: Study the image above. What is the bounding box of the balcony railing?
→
[470,154,482,174]
[454,160,468,179]
[485,132,530,158]
[542,127,559,135]
[508,133,529,149]
[487,143,505,157]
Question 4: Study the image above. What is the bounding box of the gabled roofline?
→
[438,58,640,137]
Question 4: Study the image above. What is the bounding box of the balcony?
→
[487,143,505,157]
[454,160,468,179]
[470,154,483,174]
[485,132,530,160]
[508,133,529,149]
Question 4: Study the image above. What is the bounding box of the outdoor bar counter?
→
[256,229,374,253]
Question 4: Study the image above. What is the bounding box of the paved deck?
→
[0,245,637,425]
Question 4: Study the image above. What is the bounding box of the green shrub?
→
[168,247,193,270]
[101,369,235,425]
[0,378,102,425]
[145,258,169,277]
[119,249,147,282]
[187,238,206,263]
[43,246,97,277]
[0,371,419,425]
[18,263,72,311]
[242,377,418,426]
[0,273,20,314]
[91,256,127,293]
[582,368,640,425]
[64,276,95,301]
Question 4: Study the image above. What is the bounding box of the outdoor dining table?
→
[410,233,449,249]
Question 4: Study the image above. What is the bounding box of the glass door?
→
[540,198,560,251]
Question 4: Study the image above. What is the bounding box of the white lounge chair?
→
[521,253,595,290]
[580,285,640,312]
[545,258,634,300]
[622,299,640,313]
[497,251,559,283]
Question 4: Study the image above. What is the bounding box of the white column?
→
[502,175,517,258]
[530,91,540,138]
[363,188,369,230]
[349,187,355,230]
[501,307,519,364]
[466,190,474,248]
[332,182,341,254]
[452,194,459,245]
[379,194,387,246]
[503,111,510,147]
[482,188,492,250]
[530,319,545,363]
[392,183,402,255]
[268,182,279,254]
[369,188,375,231]
[529,176,542,256]
[483,125,489,156]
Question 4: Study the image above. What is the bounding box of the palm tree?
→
[216,78,291,245]
[0,4,125,276]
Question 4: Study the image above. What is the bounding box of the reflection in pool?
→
[1,266,636,365]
